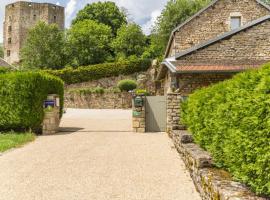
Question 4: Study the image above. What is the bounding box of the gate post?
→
[132,95,146,133]
[42,94,61,135]
[166,93,186,137]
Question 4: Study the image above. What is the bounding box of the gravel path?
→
[0,109,201,200]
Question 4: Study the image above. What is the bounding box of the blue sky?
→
[0,0,168,43]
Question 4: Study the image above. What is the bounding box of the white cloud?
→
[65,0,77,20]
[142,10,161,35]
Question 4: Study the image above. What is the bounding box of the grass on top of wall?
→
[0,131,35,152]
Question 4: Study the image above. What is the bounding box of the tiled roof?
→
[175,65,259,73]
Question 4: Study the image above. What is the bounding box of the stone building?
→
[156,0,270,133]
[3,1,65,64]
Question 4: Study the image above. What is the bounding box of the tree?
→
[67,19,112,66]
[142,34,165,60]
[0,44,3,58]
[112,23,146,58]
[21,22,67,70]
[151,0,210,57]
[72,1,127,36]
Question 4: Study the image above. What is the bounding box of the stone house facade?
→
[3,1,65,64]
[157,0,270,133]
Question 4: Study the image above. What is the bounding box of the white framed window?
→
[230,16,241,30]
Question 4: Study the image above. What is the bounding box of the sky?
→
[0,0,168,43]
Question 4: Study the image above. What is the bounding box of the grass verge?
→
[0,131,35,153]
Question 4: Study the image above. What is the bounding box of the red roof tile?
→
[175,65,259,73]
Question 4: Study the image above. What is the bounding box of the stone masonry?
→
[65,92,132,109]
[171,130,268,200]
[42,94,61,135]
[167,0,270,57]
[3,1,65,64]
[132,96,146,133]
[166,93,185,136]
[176,19,270,67]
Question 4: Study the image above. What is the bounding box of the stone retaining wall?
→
[171,130,268,200]
[65,92,132,109]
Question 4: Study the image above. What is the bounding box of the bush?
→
[0,66,10,74]
[117,79,137,92]
[182,64,270,196]
[45,58,151,84]
[68,87,105,95]
[0,72,64,131]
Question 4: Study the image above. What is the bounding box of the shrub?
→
[0,66,10,74]
[45,58,151,85]
[117,79,137,92]
[0,72,64,132]
[135,89,150,96]
[182,64,270,196]
[68,87,105,95]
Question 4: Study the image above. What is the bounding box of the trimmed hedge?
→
[0,72,64,131]
[45,59,151,84]
[117,79,137,92]
[182,64,270,196]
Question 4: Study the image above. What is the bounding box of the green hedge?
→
[182,64,270,196]
[0,72,64,131]
[45,59,151,84]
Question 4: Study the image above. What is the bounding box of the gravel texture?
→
[0,109,201,200]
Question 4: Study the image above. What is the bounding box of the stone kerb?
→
[42,94,61,135]
[171,130,268,200]
[132,95,146,133]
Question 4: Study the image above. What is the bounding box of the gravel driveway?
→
[0,109,200,200]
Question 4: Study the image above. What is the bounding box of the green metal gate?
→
[145,96,166,132]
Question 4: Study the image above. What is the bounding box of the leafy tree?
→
[67,19,112,66]
[0,44,3,58]
[72,1,127,36]
[112,23,146,58]
[142,34,164,60]
[151,0,210,57]
[21,22,67,70]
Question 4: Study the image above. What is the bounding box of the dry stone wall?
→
[65,92,132,109]
[171,130,268,200]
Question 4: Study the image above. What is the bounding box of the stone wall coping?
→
[171,130,269,200]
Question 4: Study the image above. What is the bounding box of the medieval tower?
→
[3,1,65,64]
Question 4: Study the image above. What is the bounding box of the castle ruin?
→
[3,1,65,65]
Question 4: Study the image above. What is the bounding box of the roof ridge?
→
[164,0,270,57]
[175,15,270,59]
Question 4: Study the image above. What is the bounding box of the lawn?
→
[0,132,35,152]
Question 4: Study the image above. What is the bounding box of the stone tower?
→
[3,1,65,65]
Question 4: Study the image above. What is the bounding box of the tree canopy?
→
[72,1,127,36]
[67,19,112,66]
[21,22,67,70]
[112,23,146,59]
